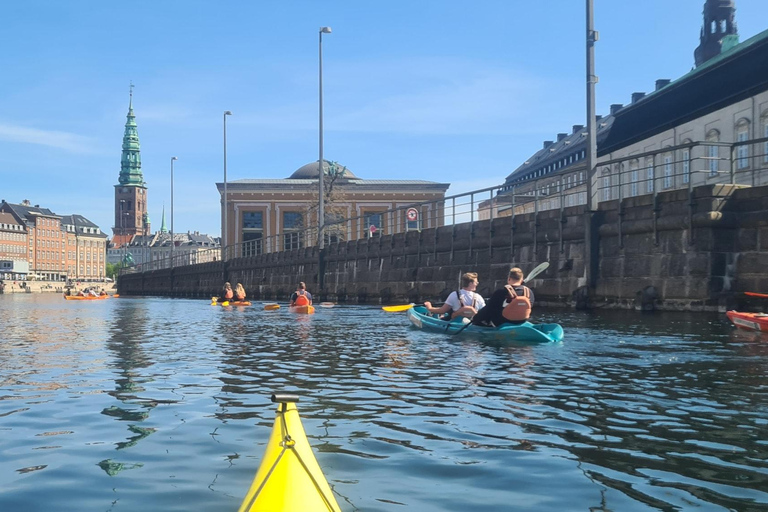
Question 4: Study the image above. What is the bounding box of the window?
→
[737,130,749,169]
[324,213,346,245]
[282,212,303,251]
[721,20,727,33]
[242,211,263,257]
[365,212,383,238]
[630,161,639,197]
[646,158,655,193]
[682,149,691,184]
[708,145,719,176]
[764,122,768,163]
[664,155,673,189]
[601,171,611,202]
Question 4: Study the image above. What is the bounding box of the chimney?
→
[572,124,584,134]
[543,140,554,149]
[596,115,603,121]
[631,92,646,103]
[610,103,623,115]
[655,79,671,91]
[557,132,568,142]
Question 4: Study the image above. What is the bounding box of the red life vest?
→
[502,285,531,322]
[294,291,309,306]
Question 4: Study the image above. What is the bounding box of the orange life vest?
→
[294,291,309,306]
[502,285,531,322]
[223,289,233,300]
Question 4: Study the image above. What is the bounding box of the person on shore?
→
[290,282,313,307]
[234,283,246,302]
[424,272,486,320]
[472,267,535,327]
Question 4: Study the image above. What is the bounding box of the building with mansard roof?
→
[484,0,767,218]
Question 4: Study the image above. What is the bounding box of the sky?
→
[2,0,767,238]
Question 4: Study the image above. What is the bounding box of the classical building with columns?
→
[217,160,449,257]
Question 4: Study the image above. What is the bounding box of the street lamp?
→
[318,26,331,249]
[223,110,232,261]
[170,156,178,268]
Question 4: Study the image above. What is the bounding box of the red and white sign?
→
[406,208,419,222]
[369,224,378,234]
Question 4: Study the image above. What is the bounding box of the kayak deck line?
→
[238,394,341,512]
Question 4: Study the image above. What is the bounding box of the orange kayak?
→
[64,295,109,300]
[727,311,768,332]
[289,305,315,315]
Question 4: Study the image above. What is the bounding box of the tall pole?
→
[170,156,178,269]
[223,111,232,261]
[318,26,332,250]
[584,0,599,293]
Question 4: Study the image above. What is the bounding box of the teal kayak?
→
[406,306,564,343]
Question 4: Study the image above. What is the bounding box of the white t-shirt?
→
[445,289,486,312]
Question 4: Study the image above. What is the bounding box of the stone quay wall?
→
[118,184,767,311]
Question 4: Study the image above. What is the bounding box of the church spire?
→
[118,82,144,186]
[160,205,168,233]
[694,0,739,67]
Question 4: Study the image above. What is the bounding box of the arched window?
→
[706,129,720,176]
[735,118,751,170]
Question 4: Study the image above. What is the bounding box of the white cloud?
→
[0,122,98,154]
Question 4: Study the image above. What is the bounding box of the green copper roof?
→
[118,86,145,186]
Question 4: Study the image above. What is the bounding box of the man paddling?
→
[473,267,535,327]
[424,272,486,320]
[290,282,313,307]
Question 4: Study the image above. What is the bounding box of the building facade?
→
[217,160,450,258]
[0,200,107,281]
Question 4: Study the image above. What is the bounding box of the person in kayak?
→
[234,283,246,302]
[290,282,313,306]
[216,282,234,303]
[423,272,486,320]
[472,267,535,327]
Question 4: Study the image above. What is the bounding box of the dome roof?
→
[288,160,358,179]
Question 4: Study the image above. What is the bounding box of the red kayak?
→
[727,311,768,332]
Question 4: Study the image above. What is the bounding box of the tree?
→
[303,161,350,245]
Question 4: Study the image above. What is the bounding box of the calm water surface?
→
[1,294,767,512]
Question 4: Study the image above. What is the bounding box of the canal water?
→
[1,294,767,512]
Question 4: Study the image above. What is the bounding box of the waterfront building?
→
[0,200,107,281]
[217,160,449,257]
[482,0,768,218]
[0,211,29,280]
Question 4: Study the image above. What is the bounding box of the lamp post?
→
[318,26,331,250]
[170,156,178,268]
[223,110,232,261]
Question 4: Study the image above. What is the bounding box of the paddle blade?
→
[382,303,415,312]
[264,304,281,311]
[745,292,768,298]
[526,262,550,281]
[319,302,336,308]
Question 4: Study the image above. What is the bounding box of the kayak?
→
[64,294,109,300]
[727,310,768,332]
[212,300,252,306]
[238,394,341,512]
[290,305,315,315]
[406,306,564,343]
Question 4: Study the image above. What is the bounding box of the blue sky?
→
[2,0,767,237]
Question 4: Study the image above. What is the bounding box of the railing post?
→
[559,177,565,254]
[510,185,516,259]
[730,144,736,184]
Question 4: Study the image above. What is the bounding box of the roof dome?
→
[288,160,358,179]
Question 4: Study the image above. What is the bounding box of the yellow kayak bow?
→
[238,394,341,512]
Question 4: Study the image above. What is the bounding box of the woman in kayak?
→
[216,282,234,302]
[290,282,313,306]
[234,283,246,302]
[472,267,535,327]
[424,272,486,320]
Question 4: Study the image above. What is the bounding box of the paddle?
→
[264,303,281,311]
[452,262,550,336]
[319,302,336,308]
[745,292,768,298]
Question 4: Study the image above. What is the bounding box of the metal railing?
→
[119,138,768,275]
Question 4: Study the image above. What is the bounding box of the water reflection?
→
[1,296,767,511]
